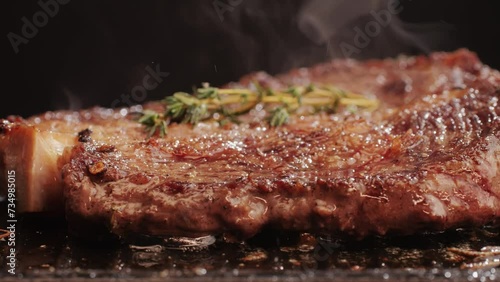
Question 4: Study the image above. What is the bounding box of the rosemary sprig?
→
[136,82,379,137]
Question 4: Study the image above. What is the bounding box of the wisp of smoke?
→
[298,0,457,59]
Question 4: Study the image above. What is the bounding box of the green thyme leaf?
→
[183,104,208,125]
[268,106,289,127]
[137,110,167,137]
[285,86,303,106]
[196,83,219,99]
[219,107,241,124]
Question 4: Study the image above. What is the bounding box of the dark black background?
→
[3,0,500,118]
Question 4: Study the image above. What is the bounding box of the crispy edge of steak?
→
[62,51,500,240]
[0,105,157,212]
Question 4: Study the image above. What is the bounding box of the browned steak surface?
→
[62,49,500,240]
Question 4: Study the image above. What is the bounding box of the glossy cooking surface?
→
[1,211,500,281]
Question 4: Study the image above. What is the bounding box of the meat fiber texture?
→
[1,49,499,240]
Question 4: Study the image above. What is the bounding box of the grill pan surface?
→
[2,203,500,281]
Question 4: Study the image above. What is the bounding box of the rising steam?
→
[47,0,459,113]
[298,0,457,59]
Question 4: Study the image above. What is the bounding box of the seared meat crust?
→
[61,49,500,239]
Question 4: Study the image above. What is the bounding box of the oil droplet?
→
[193,267,207,276]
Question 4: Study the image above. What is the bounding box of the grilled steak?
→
[56,49,499,240]
[0,49,498,239]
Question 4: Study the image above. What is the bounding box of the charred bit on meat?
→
[88,161,107,175]
[96,144,116,153]
[78,128,93,142]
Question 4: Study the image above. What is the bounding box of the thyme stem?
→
[136,82,379,137]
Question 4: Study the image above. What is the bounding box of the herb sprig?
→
[137,110,168,138]
[136,82,379,137]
